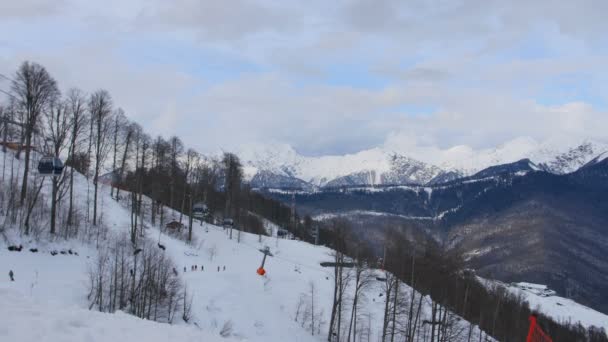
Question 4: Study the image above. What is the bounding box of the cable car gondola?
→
[37,156,64,176]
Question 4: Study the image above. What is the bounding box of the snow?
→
[511,286,608,331]
[480,279,608,332]
[0,147,490,341]
[0,286,230,342]
[238,144,392,187]
[407,136,608,175]
[236,144,442,187]
[236,138,608,187]
[584,151,608,167]
[313,210,434,221]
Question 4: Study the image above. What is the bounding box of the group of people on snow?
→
[182,265,226,272]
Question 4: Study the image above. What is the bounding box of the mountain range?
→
[256,144,608,315]
[236,138,608,190]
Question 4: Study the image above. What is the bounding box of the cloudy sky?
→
[1,0,607,157]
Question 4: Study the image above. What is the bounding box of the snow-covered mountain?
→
[430,137,608,175]
[237,143,444,189]
[235,138,608,189]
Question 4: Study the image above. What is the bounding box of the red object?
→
[527,315,553,342]
[257,267,266,276]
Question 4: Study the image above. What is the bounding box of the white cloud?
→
[0,0,607,157]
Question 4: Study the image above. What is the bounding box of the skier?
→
[217,266,220,272]
[9,270,14,281]
[201,265,204,271]
[223,265,226,271]
[184,266,187,272]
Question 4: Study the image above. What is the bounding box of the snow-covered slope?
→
[0,286,230,342]
[481,279,608,332]
[0,147,490,342]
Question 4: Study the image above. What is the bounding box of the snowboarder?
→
[9,270,14,281]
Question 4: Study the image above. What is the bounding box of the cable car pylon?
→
[257,246,273,276]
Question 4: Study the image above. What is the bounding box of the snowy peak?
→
[238,138,608,190]
[471,158,540,179]
[536,141,608,174]
[240,146,442,189]
[581,151,608,169]
[426,138,608,176]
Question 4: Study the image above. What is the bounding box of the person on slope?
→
[9,270,14,281]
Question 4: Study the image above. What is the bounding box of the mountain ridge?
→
[236,139,608,190]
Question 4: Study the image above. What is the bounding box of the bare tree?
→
[43,98,71,235]
[180,148,198,225]
[65,89,88,229]
[88,237,187,323]
[115,122,137,200]
[222,152,243,239]
[347,256,373,342]
[328,219,352,342]
[168,136,183,210]
[10,61,59,206]
[88,90,113,226]
[110,108,127,199]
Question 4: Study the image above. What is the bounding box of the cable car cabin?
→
[37,156,64,176]
[192,203,209,219]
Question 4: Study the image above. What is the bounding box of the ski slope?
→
[0,147,489,341]
[479,279,608,332]
[0,286,230,342]
[508,282,608,332]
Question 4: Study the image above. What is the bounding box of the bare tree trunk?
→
[188,194,193,242]
[50,177,58,234]
[389,277,399,342]
[24,179,44,235]
[430,302,437,342]
[328,251,342,342]
[412,291,424,341]
[382,274,393,342]
[115,128,132,200]
[19,133,31,206]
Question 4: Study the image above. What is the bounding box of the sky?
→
[0,0,607,157]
